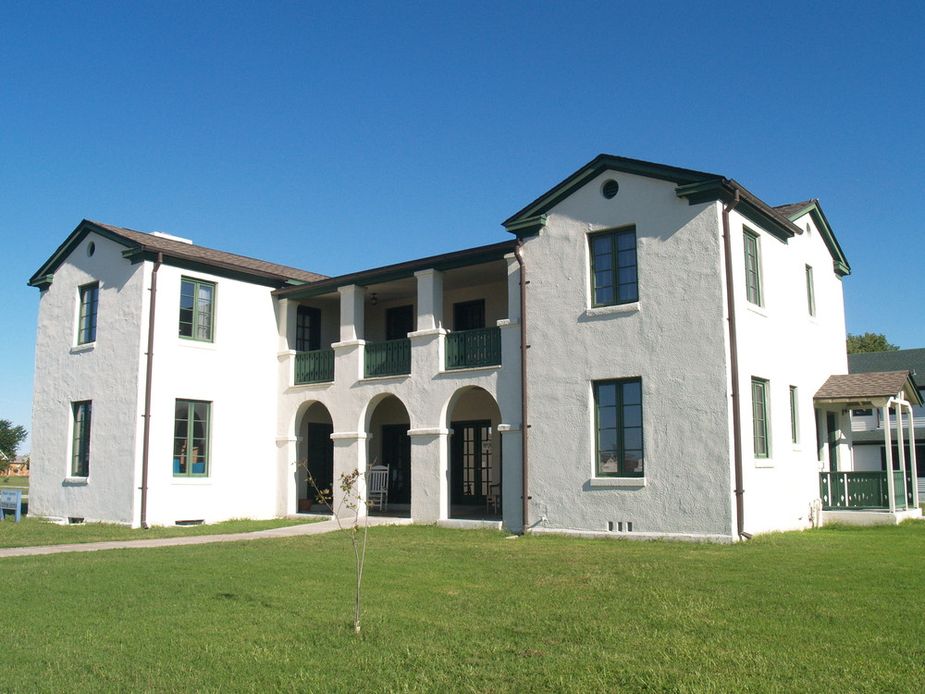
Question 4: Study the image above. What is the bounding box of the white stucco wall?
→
[521,171,735,540]
[730,208,849,534]
[30,232,146,524]
[138,263,281,526]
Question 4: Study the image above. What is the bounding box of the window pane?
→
[598,405,617,430]
[623,405,642,428]
[595,286,614,305]
[624,428,643,451]
[597,383,616,408]
[622,380,641,404]
[592,236,611,256]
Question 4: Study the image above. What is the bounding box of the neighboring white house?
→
[28,154,920,538]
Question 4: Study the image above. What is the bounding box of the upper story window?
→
[296,306,321,352]
[71,400,92,477]
[593,378,644,477]
[805,265,816,316]
[589,227,638,307]
[179,278,215,342]
[173,399,211,477]
[77,283,99,345]
[386,305,415,340]
[453,299,485,331]
[751,377,770,458]
[743,230,762,306]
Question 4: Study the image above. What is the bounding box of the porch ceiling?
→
[814,371,923,408]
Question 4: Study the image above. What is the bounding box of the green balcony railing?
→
[819,471,911,510]
[365,339,411,378]
[445,327,501,370]
[294,349,334,384]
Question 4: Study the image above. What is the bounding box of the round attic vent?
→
[601,179,620,199]
[87,241,95,257]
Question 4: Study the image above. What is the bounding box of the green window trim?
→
[71,401,91,477]
[751,377,770,458]
[589,227,638,307]
[179,278,215,342]
[743,230,762,306]
[789,385,799,444]
[173,399,211,477]
[77,282,99,345]
[805,265,816,316]
[593,378,644,477]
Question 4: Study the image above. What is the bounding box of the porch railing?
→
[445,327,502,370]
[365,339,411,378]
[819,471,911,510]
[294,348,334,384]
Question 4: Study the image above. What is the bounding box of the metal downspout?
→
[721,192,750,540]
[514,240,529,532]
[140,252,162,529]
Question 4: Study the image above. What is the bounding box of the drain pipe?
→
[720,191,751,540]
[139,252,162,529]
[514,239,530,532]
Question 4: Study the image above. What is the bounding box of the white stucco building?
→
[28,154,920,539]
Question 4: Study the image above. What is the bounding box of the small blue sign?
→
[0,489,23,523]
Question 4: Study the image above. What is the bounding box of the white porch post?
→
[908,403,920,507]
[883,404,896,513]
[331,431,368,520]
[897,404,908,510]
[407,427,450,522]
[410,269,446,374]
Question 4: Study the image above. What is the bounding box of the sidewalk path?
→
[0,516,413,559]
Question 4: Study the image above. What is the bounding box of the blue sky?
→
[2,1,923,451]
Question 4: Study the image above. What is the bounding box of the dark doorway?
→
[306,422,333,500]
[453,299,485,331]
[296,306,321,352]
[451,420,495,506]
[380,424,411,504]
[386,305,414,341]
[826,412,838,471]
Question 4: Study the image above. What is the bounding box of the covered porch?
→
[814,371,922,524]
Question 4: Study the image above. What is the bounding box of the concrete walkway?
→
[0,516,413,559]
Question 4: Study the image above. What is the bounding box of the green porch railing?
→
[819,471,911,510]
[365,339,411,378]
[445,327,502,370]
[294,349,334,384]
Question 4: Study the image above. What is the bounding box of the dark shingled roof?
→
[815,371,918,402]
[90,221,327,283]
[849,348,925,380]
[774,200,816,219]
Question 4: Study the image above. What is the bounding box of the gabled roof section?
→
[849,348,925,380]
[814,371,922,406]
[774,199,850,276]
[28,220,326,289]
[503,154,850,276]
[502,154,723,231]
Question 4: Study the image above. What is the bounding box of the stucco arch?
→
[441,385,502,429]
[358,390,414,435]
[293,400,334,513]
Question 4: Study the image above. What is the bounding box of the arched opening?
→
[445,386,503,520]
[365,394,411,517]
[296,402,334,514]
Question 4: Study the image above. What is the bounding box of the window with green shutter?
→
[589,227,638,307]
[179,278,215,341]
[743,230,762,305]
[71,401,91,477]
[752,378,770,458]
[173,399,211,477]
[593,378,644,477]
[805,265,815,316]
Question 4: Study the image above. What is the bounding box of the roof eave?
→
[781,201,851,277]
[675,179,798,242]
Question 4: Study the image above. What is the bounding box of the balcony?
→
[819,470,915,510]
[445,327,501,370]
[295,348,335,385]
[365,338,411,378]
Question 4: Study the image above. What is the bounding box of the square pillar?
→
[504,252,522,324]
[330,432,368,520]
[338,284,366,342]
[499,424,524,533]
[407,428,450,522]
[414,269,444,332]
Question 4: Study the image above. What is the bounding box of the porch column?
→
[334,285,366,381]
[407,427,450,522]
[908,403,920,507]
[498,424,524,533]
[896,404,908,510]
[504,252,522,324]
[330,431,369,520]
[275,435,299,516]
[410,270,446,374]
[883,404,896,513]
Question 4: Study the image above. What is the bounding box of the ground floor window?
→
[71,401,91,477]
[751,378,770,458]
[593,378,643,477]
[173,399,211,476]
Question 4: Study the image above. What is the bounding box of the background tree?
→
[0,420,28,472]
[846,332,899,354]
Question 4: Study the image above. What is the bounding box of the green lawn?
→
[2,522,924,692]
[0,516,319,548]
[0,475,29,490]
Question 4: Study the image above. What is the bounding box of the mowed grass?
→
[0,475,29,490]
[0,516,319,548]
[2,522,924,692]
